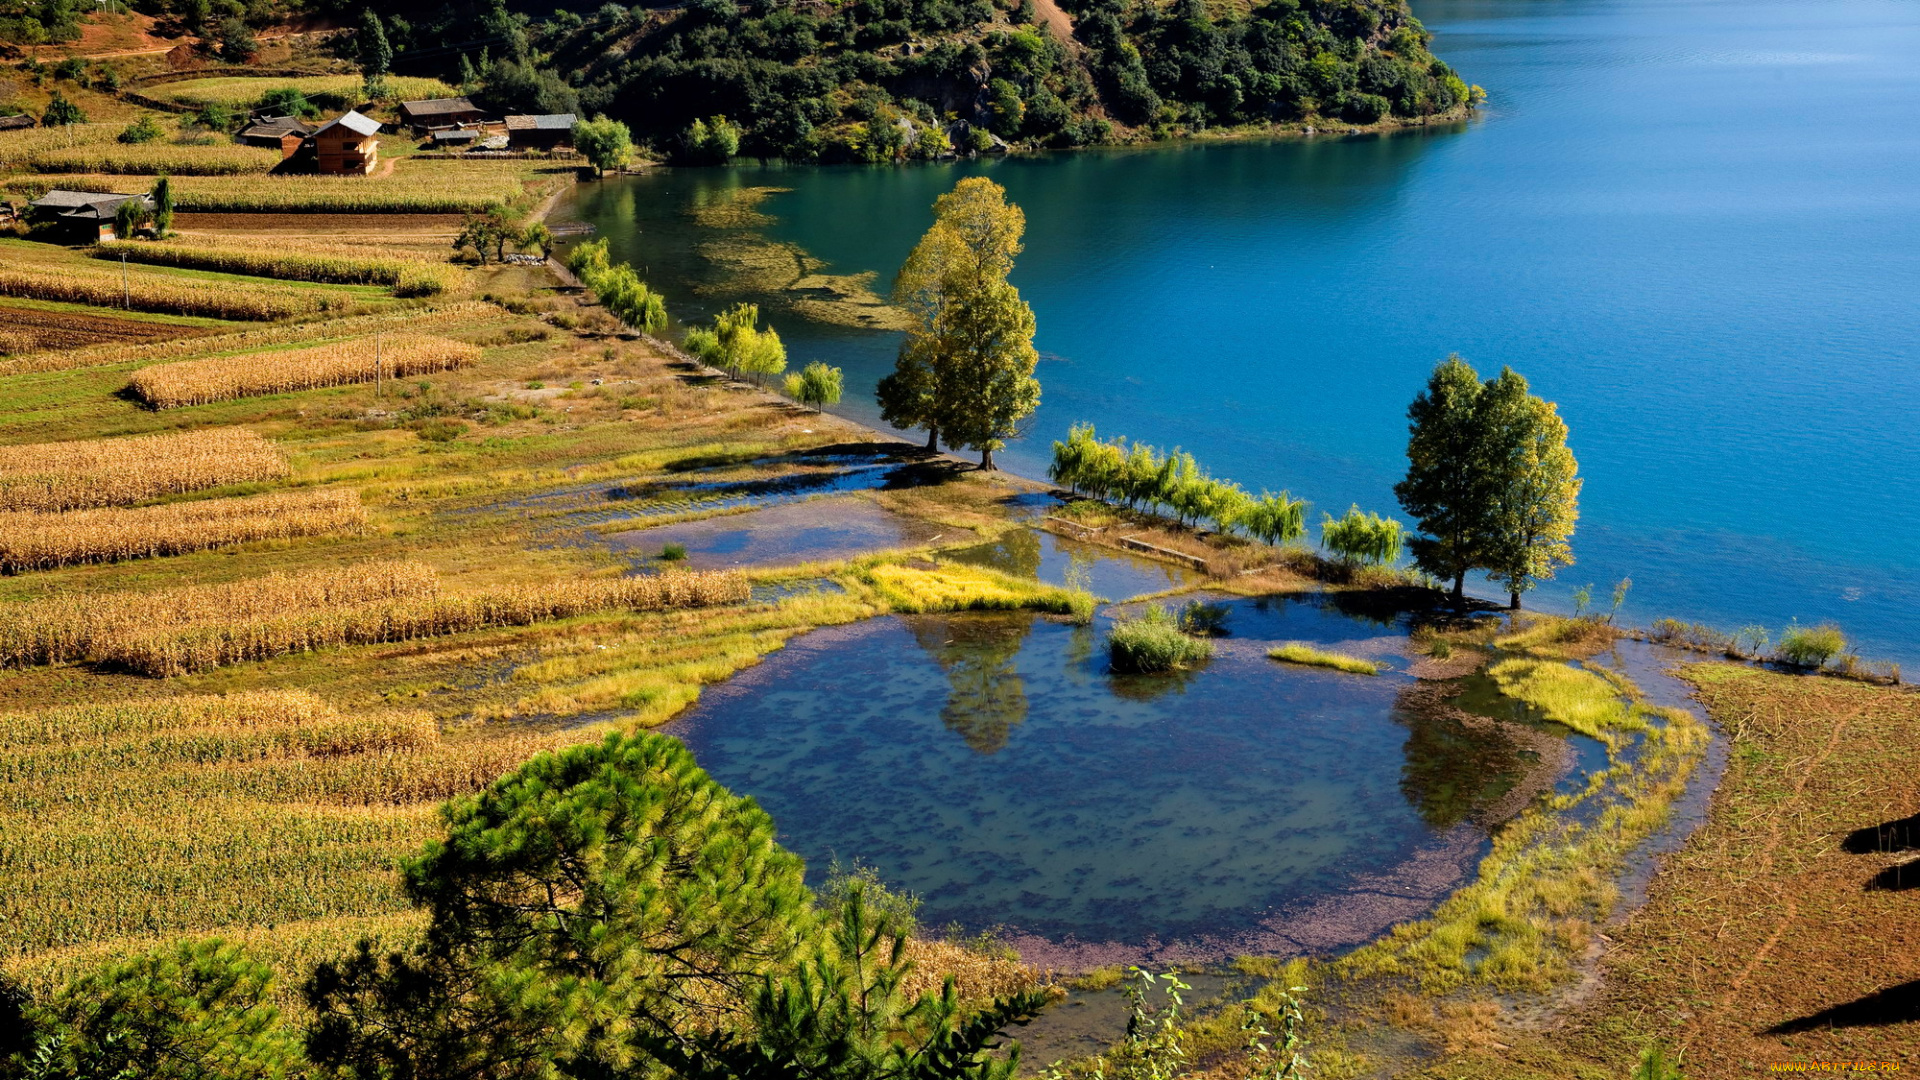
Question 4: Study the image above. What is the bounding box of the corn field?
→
[0,264,347,321]
[0,560,437,668]
[0,124,119,171]
[128,334,482,408]
[0,301,507,377]
[0,488,366,573]
[94,241,460,297]
[5,160,562,213]
[0,428,290,513]
[108,571,751,676]
[0,687,581,960]
[27,143,279,176]
[154,75,458,110]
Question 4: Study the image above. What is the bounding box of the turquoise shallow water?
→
[560,0,1920,662]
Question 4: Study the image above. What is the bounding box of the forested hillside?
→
[390,0,1475,161]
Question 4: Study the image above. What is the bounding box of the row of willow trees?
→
[1047,423,1403,566]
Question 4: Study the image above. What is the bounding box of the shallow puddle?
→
[609,496,951,569]
[944,527,1198,602]
[663,595,1554,968]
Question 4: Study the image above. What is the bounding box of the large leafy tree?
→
[879,178,1040,470]
[1394,354,1493,603]
[305,732,817,1080]
[573,115,635,177]
[1484,384,1580,608]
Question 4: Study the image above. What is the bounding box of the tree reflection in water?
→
[1392,688,1528,830]
[906,613,1036,754]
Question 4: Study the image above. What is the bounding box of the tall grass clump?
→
[1775,621,1846,669]
[0,488,365,573]
[94,241,459,297]
[0,302,505,377]
[128,334,480,408]
[0,263,345,321]
[1108,605,1213,674]
[0,428,288,512]
[1267,642,1379,675]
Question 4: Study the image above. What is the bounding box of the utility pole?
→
[375,332,383,397]
[120,252,129,309]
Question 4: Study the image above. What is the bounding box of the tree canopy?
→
[879,178,1040,470]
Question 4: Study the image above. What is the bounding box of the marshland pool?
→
[663,592,1562,965]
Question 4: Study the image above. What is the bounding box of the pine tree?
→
[1394,354,1492,603]
[356,9,392,84]
[149,176,173,237]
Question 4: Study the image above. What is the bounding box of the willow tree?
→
[1485,389,1580,608]
[877,178,1040,469]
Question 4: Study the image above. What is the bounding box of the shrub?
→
[116,115,164,145]
[413,418,468,442]
[1108,605,1212,674]
[1775,622,1845,669]
[660,542,688,561]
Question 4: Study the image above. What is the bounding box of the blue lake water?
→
[662,597,1537,962]
[559,0,1920,662]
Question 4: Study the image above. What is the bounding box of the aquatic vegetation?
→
[859,561,1075,615]
[1107,605,1213,674]
[1267,643,1380,676]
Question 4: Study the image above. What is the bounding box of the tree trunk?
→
[1509,591,1521,610]
[1451,571,1465,605]
[924,427,938,452]
[979,446,995,470]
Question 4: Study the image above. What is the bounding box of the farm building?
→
[505,113,576,151]
[431,128,480,149]
[310,111,381,176]
[0,114,33,132]
[25,190,155,238]
[239,116,314,149]
[399,97,485,132]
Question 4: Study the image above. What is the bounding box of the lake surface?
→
[663,596,1537,964]
[558,0,1920,663]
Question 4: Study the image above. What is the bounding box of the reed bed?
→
[0,488,365,573]
[27,143,278,176]
[0,301,505,376]
[0,264,344,321]
[128,334,481,408]
[94,241,460,297]
[0,560,437,668]
[109,571,751,676]
[0,428,289,512]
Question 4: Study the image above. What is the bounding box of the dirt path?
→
[1030,0,1078,48]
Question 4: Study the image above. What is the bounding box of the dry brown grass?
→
[128,334,482,408]
[0,488,365,573]
[0,301,506,377]
[0,560,438,669]
[0,263,347,321]
[901,938,1049,1004]
[100,570,751,676]
[0,428,289,512]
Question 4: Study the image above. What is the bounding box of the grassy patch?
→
[1108,605,1213,673]
[1267,642,1379,675]
[857,560,1076,614]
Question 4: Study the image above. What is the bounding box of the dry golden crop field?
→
[128,333,482,407]
[0,427,288,511]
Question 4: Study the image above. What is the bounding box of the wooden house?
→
[399,97,485,132]
[239,116,314,151]
[25,190,154,237]
[311,111,381,176]
[504,113,576,151]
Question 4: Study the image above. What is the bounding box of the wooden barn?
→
[239,116,314,151]
[504,113,576,151]
[400,97,485,132]
[311,111,381,176]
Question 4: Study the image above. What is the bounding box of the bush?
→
[1108,605,1212,674]
[1775,622,1845,669]
[413,418,468,442]
[117,115,164,144]
[1341,92,1391,123]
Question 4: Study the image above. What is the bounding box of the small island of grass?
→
[1267,642,1380,675]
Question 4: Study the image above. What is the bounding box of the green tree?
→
[784,361,843,412]
[1321,505,1404,567]
[687,302,784,381]
[117,115,163,144]
[1394,354,1492,604]
[357,9,392,84]
[518,221,553,258]
[217,17,256,62]
[1481,376,1580,608]
[256,87,318,119]
[41,91,84,126]
[112,197,149,240]
[573,115,634,177]
[1240,492,1308,547]
[305,732,817,1080]
[33,939,299,1080]
[881,178,1039,470]
[684,115,741,164]
[149,176,173,237]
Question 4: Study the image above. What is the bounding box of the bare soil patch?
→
[0,304,203,352]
